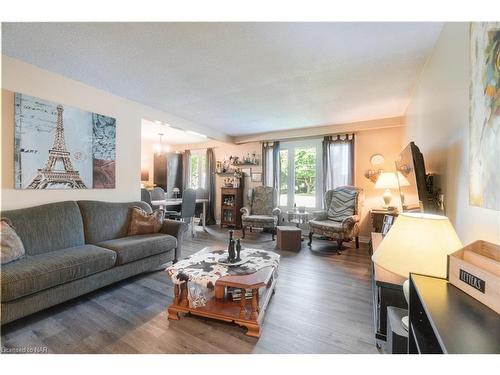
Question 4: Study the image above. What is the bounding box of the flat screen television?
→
[395,142,430,212]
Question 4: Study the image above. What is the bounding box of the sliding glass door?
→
[279,140,323,209]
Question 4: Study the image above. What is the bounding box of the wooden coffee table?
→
[167,248,278,338]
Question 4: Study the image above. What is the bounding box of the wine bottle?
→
[228,230,236,262]
[236,239,242,261]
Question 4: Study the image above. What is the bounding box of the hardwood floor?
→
[1,226,378,354]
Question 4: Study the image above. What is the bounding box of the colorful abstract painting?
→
[469,22,500,210]
[14,93,116,189]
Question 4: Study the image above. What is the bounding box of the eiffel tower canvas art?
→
[14,93,116,189]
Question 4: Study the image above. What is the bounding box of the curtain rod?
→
[260,132,355,143]
[177,146,217,152]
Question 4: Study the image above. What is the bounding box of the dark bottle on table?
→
[236,239,242,261]
[228,230,236,262]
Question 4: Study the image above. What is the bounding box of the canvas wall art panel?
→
[469,22,500,211]
[14,93,116,189]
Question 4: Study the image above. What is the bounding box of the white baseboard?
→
[358,235,370,243]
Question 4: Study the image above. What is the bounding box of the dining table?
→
[150,197,209,231]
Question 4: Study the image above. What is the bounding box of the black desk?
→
[409,274,500,354]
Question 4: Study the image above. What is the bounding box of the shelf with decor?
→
[232,161,259,166]
[220,186,243,229]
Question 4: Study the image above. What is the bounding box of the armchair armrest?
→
[160,219,189,262]
[312,210,328,221]
[272,207,281,217]
[240,207,250,217]
[341,215,360,231]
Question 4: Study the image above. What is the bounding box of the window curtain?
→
[262,141,280,190]
[182,149,191,191]
[204,148,217,225]
[322,134,354,193]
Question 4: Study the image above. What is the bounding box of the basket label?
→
[459,269,485,293]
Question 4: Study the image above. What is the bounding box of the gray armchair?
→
[240,186,281,240]
[308,186,363,254]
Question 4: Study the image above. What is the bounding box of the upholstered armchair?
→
[308,186,363,254]
[241,186,281,240]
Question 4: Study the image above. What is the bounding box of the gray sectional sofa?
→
[1,200,187,325]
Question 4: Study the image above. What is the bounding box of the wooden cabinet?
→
[370,233,407,346]
[154,152,183,197]
[370,209,398,233]
[220,187,243,229]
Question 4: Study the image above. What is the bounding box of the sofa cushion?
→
[77,200,152,244]
[1,244,117,302]
[1,201,85,256]
[97,233,176,265]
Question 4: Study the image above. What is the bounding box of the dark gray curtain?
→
[205,148,217,225]
[182,150,191,190]
[272,141,280,190]
[322,134,355,194]
[262,141,280,190]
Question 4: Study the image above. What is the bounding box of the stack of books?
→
[228,287,254,301]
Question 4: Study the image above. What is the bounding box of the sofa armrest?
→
[240,207,250,217]
[160,219,188,262]
[272,207,281,218]
[312,210,328,221]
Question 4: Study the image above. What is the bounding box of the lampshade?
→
[375,172,399,189]
[141,169,149,181]
[397,171,410,187]
[371,213,462,278]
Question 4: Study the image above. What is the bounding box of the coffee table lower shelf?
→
[167,273,277,338]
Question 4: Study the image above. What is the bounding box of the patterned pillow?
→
[128,207,164,235]
[327,187,358,222]
[1,218,26,265]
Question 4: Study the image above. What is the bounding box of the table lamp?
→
[371,212,462,330]
[374,172,399,209]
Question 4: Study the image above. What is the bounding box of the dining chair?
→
[150,187,165,201]
[148,187,166,210]
[140,188,153,209]
[165,188,197,237]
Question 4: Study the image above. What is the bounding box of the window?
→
[189,150,207,189]
[279,140,323,209]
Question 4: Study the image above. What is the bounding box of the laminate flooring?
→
[1,226,378,354]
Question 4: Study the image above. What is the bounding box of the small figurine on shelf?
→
[235,239,242,261]
[228,230,236,263]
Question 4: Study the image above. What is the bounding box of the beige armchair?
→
[241,186,281,240]
[308,186,363,254]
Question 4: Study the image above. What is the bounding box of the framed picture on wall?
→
[251,172,262,182]
[14,92,116,189]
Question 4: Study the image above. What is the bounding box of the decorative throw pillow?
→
[128,207,164,236]
[0,218,26,265]
[327,187,358,222]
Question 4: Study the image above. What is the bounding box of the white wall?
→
[405,23,500,245]
[1,55,229,211]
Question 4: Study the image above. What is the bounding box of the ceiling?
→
[2,22,442,137]
[141,119,207,145]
